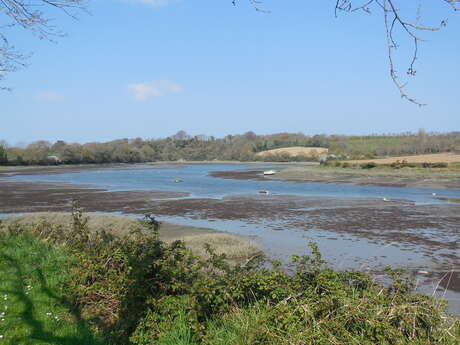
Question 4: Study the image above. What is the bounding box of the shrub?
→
[421,162,449,168]
[1,209,459,345]
[360,162,377,169]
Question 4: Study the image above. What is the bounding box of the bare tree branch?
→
[0,0,87,89]
[335,0,458,106]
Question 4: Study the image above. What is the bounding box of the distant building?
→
[47,155,61,164]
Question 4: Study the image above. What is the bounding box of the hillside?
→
[256,146,328,158]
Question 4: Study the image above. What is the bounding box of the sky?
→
[1,0,459,144]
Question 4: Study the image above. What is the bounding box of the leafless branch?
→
[335,0,458,106]
[233,0,271,14]
[0,0,87,89]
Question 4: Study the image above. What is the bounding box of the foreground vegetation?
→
[0,233,103,344]
[1,209,459,345]
[1,213,260,265]
[1,130,459,165]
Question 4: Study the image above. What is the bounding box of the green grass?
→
[436,197,460,203]
[314,165,460,176]
[0,234,103,345]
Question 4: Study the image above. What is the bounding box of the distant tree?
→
[0,144,8,165]
[172,130,190,141]
[51,140,67,154]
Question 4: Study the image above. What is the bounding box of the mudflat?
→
[211,166,460,189]
[1,180,459,261]
[0,181,188,214]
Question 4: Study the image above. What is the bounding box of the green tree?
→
[0,144,8,165]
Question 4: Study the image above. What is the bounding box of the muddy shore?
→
[210,167,460,189]
[0,181,188,214]
[1,180,459,262]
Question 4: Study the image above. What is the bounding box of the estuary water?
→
[5,163,460,203]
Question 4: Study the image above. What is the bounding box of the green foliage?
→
[1,210,459,345]
[0,145,7,165]
[360,162,377,169]
[3,131,460,165]
[422,162,449,168]
[0,233,104,345]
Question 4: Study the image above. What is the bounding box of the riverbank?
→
[0,161,314,177]
[2,225,458,345]
[211,165,460,189]
[0,212,261,264]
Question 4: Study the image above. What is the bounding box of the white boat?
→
[263,170,276,175]
[259,190,270,195]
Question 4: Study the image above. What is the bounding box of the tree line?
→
[0,130,459,166]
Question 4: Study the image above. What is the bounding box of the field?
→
[347,153,460,164]
[256,146,328,158]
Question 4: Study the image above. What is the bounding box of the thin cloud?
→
[128,80,183,101]
[35,91,64,101]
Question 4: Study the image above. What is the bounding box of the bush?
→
[360,162,377,169]
[1,208,459,345]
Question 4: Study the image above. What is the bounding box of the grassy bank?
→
[1,213,260,265]
[1,210,459,344]
[0,233,103,344]
[436,197,460,203]
[272,164,460,189]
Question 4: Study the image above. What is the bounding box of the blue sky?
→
[1,0,459,144]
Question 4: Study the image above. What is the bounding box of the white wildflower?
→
[46,312,52,316]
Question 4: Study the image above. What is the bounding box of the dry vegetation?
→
[256,146,328,158]
[347,153,460,165]
[1,213,261,263]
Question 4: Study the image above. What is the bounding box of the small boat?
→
[263,170,276,175]
[259,189,270,195]
[173,178,183,183]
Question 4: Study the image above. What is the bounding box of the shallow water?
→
[5,164,460,203]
